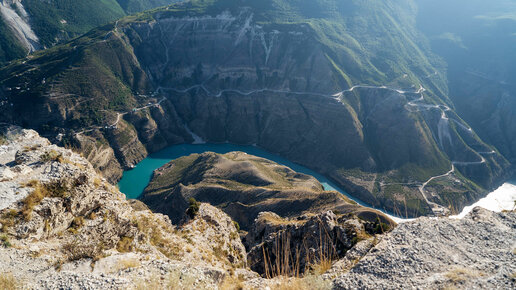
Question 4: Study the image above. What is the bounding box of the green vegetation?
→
[371,217,391,235]
[0,135,6,146]
[0,0,178,63]
[186,197,200,219]
[0,235,11,248]
[116,0,175,14]
[0,17,26,63]
[22,0,121,47]
[40,150,64,163]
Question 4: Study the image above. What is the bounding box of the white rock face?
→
[451,182,516,218]
[0,0,40,52]
[0,126,250,289]
[333,207,516,289]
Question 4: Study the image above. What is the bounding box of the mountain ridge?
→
[0,0,511,217]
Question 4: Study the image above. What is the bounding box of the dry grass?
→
[219,275,245,290]
[117,236,134,253]
[0,135,7,146]
[261,219,340,278]
[113,257,141,272]
[307,226,338,275]
[0,209,18,232]
[445,267,485,283]
[0,273,19,290]
[21,180,70,220]
[0,234,11,248]
[93,178,102,188]
[132,270,199,290]
[133,214,182,259]
[272,275,332,290]
[40,149,64,163]
[262,231,302,278]
[61,240,104,262]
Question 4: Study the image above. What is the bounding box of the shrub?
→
[186,197,200,219]
[371,218,391,235]
[40,150,63,163]
[0,135,6,146]
[232,221,240,231]
[0,235,11,248]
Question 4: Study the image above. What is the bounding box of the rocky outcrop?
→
[332,207,516,289]
[0,0,510,218]
[245,211,391,276]
[0,126,514,289]
[0,126,249,288]
[0,0,39,53]
[140,151,393,230]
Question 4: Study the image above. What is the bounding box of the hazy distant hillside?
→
[417,0,516,164]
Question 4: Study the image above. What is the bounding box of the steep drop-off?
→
[417,0,516,166]
[0,0,178,62]
[0,0,510,217]
[140,151,394,229]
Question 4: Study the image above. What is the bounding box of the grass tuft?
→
[0,273,19,290]
[117,236,134,253]
[40,150,64,163]
[0,234,11,248]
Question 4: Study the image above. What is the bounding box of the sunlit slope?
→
[0,0,510,217]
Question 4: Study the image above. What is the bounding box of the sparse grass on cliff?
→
[0,273,20,290]
[114,257,141,272]
[117,236,135,253]
[61,239,105,263]
[445,267,486,284]
[0,234,11,248]
[22,180,71,220]
[0,210,17,232]
[40,150,64,163]
[0,135,6,145]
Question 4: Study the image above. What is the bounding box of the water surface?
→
[118,143,516,223]
[119,143,356,201]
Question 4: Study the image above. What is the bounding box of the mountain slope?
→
[417,0,516,165]
[140,151,394,229]
[0,0,510,217]
[0,0,178,63]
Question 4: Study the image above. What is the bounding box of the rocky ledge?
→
[0,127,514,289]
[0,127,251,288]
[333,207,516,289]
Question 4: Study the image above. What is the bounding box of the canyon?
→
[0,0,512,218]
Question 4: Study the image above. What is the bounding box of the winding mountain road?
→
[162,82,497,216]
[74,81,497,217]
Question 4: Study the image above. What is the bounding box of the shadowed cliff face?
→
[0,0,511,217]
[417,0,516,166]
